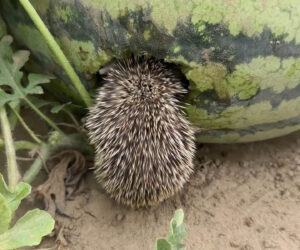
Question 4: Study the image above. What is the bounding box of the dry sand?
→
[43,132,300,250]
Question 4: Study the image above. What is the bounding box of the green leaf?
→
[172,209,184,225]
[0,194,12,234]
[28,96,52,108]
[50,101,72,114]
[167,209,187,246]
[0,15,7,38]
[0,209,55,249]
[154,239,172,250]
[172,244,186,250]
[0,36,13,59]
[0,35,52,108]
[29,96,81,113]
[0,174,31,213]
[26,73,49,95]
[154,209,188,250]
[8,100,20,110]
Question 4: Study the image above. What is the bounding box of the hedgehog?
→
[86,56,195,208]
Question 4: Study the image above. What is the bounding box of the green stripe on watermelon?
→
[178,55,300,131]
[81,0,300,44]
[196,115,300,143]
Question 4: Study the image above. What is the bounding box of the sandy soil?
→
[1,118,299,250]
[38,132,300,250]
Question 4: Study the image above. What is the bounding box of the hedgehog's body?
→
[86,57,195,208]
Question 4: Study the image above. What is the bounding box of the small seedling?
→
[154,209,188,250]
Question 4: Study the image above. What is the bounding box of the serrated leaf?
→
[0,194,12,234]
[0,35,52,108]
[26,73,49,94]
[154,239,172,250]
[0,209,55,249]
[0,174,31,213]
[12,50,30,73]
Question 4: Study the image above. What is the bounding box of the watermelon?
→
[1,0,300,143]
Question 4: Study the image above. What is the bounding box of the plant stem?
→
[0,107,21,191]
[0,138,37,150]
[23,133,93,183]
[10,106,43,145]
[8,102,20,130]
[18,0,92,108]
[24,98,64,134]
[22,143,52,183]
[14,141,38,150]
[65,110,80,126]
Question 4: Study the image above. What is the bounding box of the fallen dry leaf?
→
[35,150,88,218]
